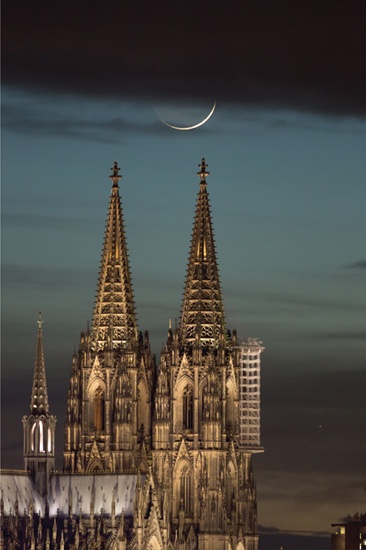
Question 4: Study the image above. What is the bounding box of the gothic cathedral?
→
[1,160,263,550]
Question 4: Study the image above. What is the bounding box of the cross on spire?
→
[197,158,209,185]
[109,161,122,187]
[37,311,43,329]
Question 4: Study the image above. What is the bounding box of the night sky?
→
[2,1,366,548]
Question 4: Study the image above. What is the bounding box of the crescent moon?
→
[159,101,216,130]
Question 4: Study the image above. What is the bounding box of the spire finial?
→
[37,311,43,330]
[197,158,209,185]
[109,161,122,188]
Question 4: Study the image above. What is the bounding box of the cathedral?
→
[0,160,264,550]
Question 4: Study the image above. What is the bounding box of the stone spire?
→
[179,159,226,349]
[30,312,49,415]
[23,313,56,495]
[91,162,137,352]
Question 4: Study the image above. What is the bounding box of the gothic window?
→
[227,464,235,517]
[226,382,235,433]
[31,423,36,451]
[39,420,45,453]
[48,427,52,453]
[183,386,193,430]
[94,387,104,431]
[180,468,193,516]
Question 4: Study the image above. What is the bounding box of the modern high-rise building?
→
[331,513,366,550]
[0,160,264,550]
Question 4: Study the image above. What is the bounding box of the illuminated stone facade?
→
[149,160,263,550]
[0,160,263,550]
[22,313,57,498]
[63,164,154,476]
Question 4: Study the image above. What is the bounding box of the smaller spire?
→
[109,161,122,188]
[30,312,49,415]
[197,158,209,186]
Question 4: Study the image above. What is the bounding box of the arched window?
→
[227,463,235,517]
[180,467,193,516]
[39,420,44,453]
[47,427,52,453]
[183,386,193,430]
[226,382,235,433]
[31,424,36,451]
[94,387,104,431]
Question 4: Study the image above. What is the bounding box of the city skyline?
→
[2,1,366,548]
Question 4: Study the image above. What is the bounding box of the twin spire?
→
[90,159,225,352]
[179,159,226,348]
[36,160,224,357]
[91,162,137,352]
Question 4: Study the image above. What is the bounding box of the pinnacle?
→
[91,163,137,352]
[179,160,226,350]
[30,312,49,415]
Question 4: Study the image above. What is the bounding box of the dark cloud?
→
[258,525,281,534]
[226,285,366,312]
[4,102,363,143]
[258,525,329,537]
[225,109,366,134]
[260,370,366,477]
[2,264,95,290]
[2,103,186,142]
[262,370,366,414]
[345,259,366,270]
[3,0,366,117]
[259,533,328,550]
[314,331,365,340]
[2,212,98,230]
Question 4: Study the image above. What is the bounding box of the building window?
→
[48,428,52,453]
[31,424,36,451]
[39,420,45,453]
[180,469,193,516]
[94,387,104,431]
[183,387,193,430]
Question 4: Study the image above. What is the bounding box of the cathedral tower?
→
[63,162,154,473]
[151,160,263,550]
[22,313,56,497]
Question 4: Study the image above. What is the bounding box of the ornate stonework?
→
[149,160,262,550]
[22,312,56,498]
[63,163,154,476]
[0,160,263,550]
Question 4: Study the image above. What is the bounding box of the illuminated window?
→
[48,428,52,453]
[39,421,44,453]
[31,424,36,451]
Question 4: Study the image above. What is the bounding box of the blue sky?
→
[2,1,366,546]
[2,89,365,543]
